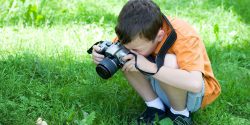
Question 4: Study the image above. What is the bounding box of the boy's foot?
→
[167,108,192,125]
[172,115,192,125]
[137,106,167,125]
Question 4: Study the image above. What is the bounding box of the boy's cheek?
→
[140,52,150,57]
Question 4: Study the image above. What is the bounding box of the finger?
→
[122,62,130,71]
[94,57,103,63]
[93,60,99,64]
[122,54,134,62]
[122,60,134,71]
[125,62,138,72]
[121,63,128,71]
[92,50,104,58]
[92,45,101,52]
[126,64,135,72]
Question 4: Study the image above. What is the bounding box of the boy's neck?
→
[152,18,172,56]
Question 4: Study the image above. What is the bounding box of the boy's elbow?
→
[189,71,203,93]
[191,79,203,93]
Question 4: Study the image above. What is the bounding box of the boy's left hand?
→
[121,51,157,73]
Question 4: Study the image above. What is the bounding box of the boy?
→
[91,0,221,124]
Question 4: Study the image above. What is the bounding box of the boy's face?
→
[124,36,159,56]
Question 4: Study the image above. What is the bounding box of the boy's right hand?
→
[92,45,104,64]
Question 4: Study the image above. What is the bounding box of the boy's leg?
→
[155,54,188,111]
[156,79,204,113]
[158,82,187,111]
[150,54,204,124]
[123,71,157,102]
[152,75,204,125]
[123,71,168,123]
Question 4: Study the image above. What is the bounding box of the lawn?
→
[0,0,249,124]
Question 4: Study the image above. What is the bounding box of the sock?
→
[170,107,189,117]
[145,97,165,111]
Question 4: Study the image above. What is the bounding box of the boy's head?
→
[115,0,165,56]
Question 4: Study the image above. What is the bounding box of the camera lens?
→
[96,57,119,79]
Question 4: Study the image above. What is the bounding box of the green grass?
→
[0,0,249,124]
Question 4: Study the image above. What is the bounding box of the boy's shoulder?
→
[169,17,200,38]
[153,17,202,56]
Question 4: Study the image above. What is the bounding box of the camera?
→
[88,41,130,79]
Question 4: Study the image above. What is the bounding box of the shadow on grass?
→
[0,52,142,125]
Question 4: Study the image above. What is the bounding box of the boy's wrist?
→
[148,62,158,73]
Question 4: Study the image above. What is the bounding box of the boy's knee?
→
[164,54,179,69]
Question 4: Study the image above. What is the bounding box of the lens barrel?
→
[96,57,119,79]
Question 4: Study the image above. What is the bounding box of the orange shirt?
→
[153,17,221,108]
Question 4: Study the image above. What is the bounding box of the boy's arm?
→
[150,62,203,93]
[149,37,204,93]
[133,53,203,93]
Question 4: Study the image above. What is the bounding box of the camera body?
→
[95,41,130,79]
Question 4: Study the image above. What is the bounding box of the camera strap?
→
[133,14,177,76]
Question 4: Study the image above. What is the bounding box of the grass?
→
[0,0,249,124]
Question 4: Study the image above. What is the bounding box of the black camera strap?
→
[133,14,177,76]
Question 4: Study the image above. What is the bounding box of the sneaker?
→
[173,115,192,125]
[137,106,167,125]
[167,109,192,125]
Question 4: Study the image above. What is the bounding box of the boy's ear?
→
[155,29,165,43]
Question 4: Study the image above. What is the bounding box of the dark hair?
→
[115,0,163,44]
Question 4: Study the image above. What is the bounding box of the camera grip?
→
[87,41,101,54]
